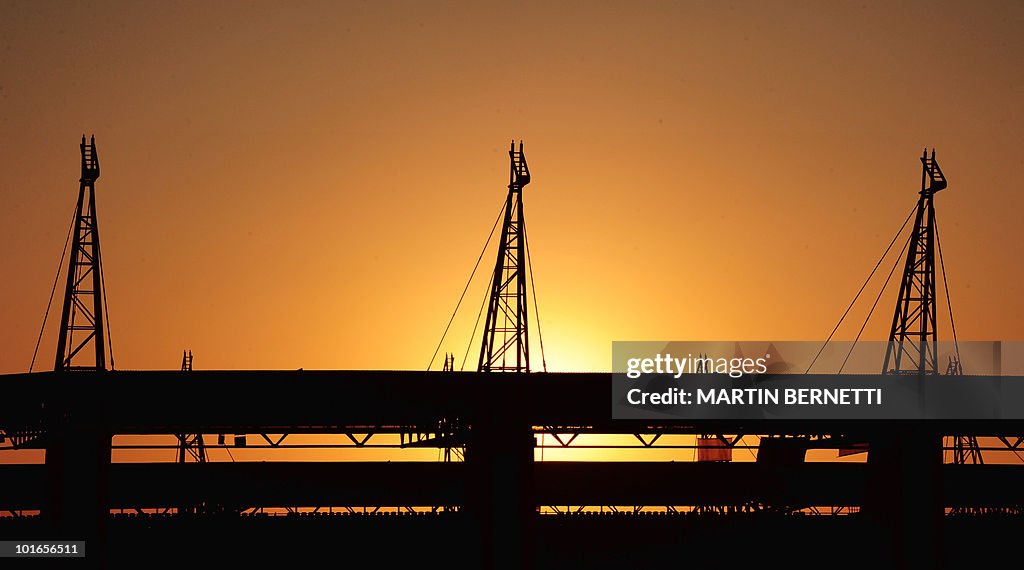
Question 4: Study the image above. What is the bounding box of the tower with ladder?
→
[478,141,532,373]
[882,148,947,376]
[54,135,112,372]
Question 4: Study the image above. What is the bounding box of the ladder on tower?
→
[922,150,947,193]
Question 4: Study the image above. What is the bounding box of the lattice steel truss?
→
[54,135,110,372]
[883,149,947,375]
[478,141,531,373]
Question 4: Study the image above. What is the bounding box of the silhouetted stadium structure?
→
[1,139,1022,569]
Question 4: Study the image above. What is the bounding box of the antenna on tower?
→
[478,141,532,373]
[54,135,113,371]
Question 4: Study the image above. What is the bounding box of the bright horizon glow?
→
[1,2,1023,376]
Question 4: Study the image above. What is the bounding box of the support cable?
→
[98,241,115,370]
[805,205,916,373]
[29,207,76,372]
[461,264,495,372]
[523,221,547,372]
[427,202,506,370]
[838,231,912,374]
[935,219,962,369]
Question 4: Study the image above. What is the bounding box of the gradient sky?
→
[1,1,1022,375]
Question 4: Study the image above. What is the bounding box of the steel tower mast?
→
[54,135,110,372]
[879,149,979,464]
[478,140,531,373]
[882,148,946,375]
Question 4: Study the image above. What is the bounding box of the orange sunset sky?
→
[1,1,1023,375]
